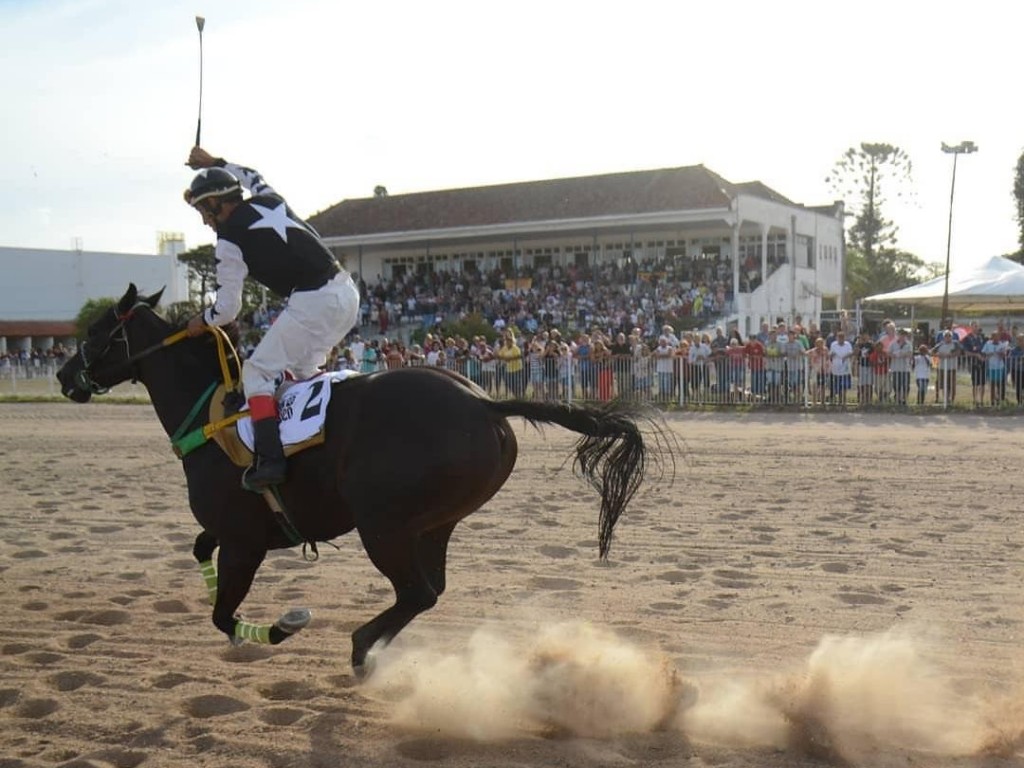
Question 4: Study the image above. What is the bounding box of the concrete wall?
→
[0,246,190,321]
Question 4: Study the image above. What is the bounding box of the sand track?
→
[1,403,1022,767]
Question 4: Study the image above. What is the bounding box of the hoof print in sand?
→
[14,698,60,719]
[257,707,308,726]
[257,680,318,702]
[49,670,106,692]
[183,694,250,719]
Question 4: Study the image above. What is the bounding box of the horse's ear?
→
[117,284,139,315]
[143,287,166,308]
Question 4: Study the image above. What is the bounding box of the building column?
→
[760,224,770,323]
[790,215,798,320]
[733,224,741,329]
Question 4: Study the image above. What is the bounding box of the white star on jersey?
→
[248,201,304,243]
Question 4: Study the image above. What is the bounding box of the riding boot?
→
[243,395,287,491]
[244,418,287,490]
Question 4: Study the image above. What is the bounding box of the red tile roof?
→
[0,321,76,337]
[309,164,794,237]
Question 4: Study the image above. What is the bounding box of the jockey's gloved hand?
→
[186,314,207,337]
[187,147,223,170]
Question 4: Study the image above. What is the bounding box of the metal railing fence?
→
[7,353,1023,410]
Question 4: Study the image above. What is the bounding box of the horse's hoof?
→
[276,608,311,634]
[352,652,377,681]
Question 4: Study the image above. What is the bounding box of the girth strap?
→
[262,486,319,560]
[170,381,246,458]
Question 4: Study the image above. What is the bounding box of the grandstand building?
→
[0,234,189,354]
[309,164,845,337]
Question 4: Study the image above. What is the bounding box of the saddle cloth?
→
[210,370,359,468]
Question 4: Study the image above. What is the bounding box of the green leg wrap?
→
[234,620,272,644]
[198,559,218,606]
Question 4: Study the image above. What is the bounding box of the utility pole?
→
[939,141,978,331]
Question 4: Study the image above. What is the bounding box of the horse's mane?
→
[135,303,243,384]
[152,307,242,349]
[144,298,239,349]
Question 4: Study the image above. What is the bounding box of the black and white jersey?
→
[203,162,339,326]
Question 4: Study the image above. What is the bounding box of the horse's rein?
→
[123,323,241,392]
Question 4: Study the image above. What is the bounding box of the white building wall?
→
[0,246,190,321]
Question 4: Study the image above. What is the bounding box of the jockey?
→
[184,147,360,491]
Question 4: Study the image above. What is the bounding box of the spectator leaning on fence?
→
[829,331,853,406]
[725,337,747,403]
[856,330,874,406]
[870,340,890,403]
[808,337,829,405]
[913,345,933,405]
[931,331,960,404]
[1009,334,1024,405]
[982,331,1009,405]
[744,334,766,401]
[888,329,913,406]
[764,330,785,404]
[961,322,986,407]
[654,335,675,400]
[784,332,806,404]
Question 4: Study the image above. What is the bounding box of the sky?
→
[2,0,1021,273]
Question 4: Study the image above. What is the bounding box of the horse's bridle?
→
[74,307,136,395]
[75,303,191,395]
[75,303,237,396]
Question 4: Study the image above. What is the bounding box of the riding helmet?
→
[185,167,241,206]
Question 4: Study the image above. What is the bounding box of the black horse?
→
[57,284,655,674]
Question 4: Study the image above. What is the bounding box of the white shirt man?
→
[888,331,913,373]
[829,332,853,376]
[348,337,365,369]
[654,336,676,374]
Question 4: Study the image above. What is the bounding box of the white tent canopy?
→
[863,256,1024,311]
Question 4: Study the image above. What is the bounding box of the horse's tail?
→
[482,399,649,559]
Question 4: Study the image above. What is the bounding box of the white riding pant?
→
[242,272,360,399]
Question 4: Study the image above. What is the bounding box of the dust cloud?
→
[365,621,680,739]
[365,622,1023,761]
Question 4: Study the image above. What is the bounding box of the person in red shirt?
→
[869,341,890,403]
[725,338,747,402]
[744,336,766,400]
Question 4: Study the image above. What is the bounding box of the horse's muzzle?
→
[62,385,93,403]
[56,360,93,403]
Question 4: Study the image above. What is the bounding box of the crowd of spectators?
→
[0,253,750,387]
[5,262,1023,410]
[357,259,733,343]
[326,305,1024,408]
[0,344,72,378]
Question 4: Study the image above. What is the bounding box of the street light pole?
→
[939,140,978,332]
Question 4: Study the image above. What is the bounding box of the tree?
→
[827,142,932,303]
[74,297,117,339]
[844,246,932,304]
[1013,149,1024,261]
[177,244,217,302]
[827,142,914,262]
[177,244,276,321]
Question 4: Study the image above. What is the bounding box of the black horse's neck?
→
[132,316,235,439]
